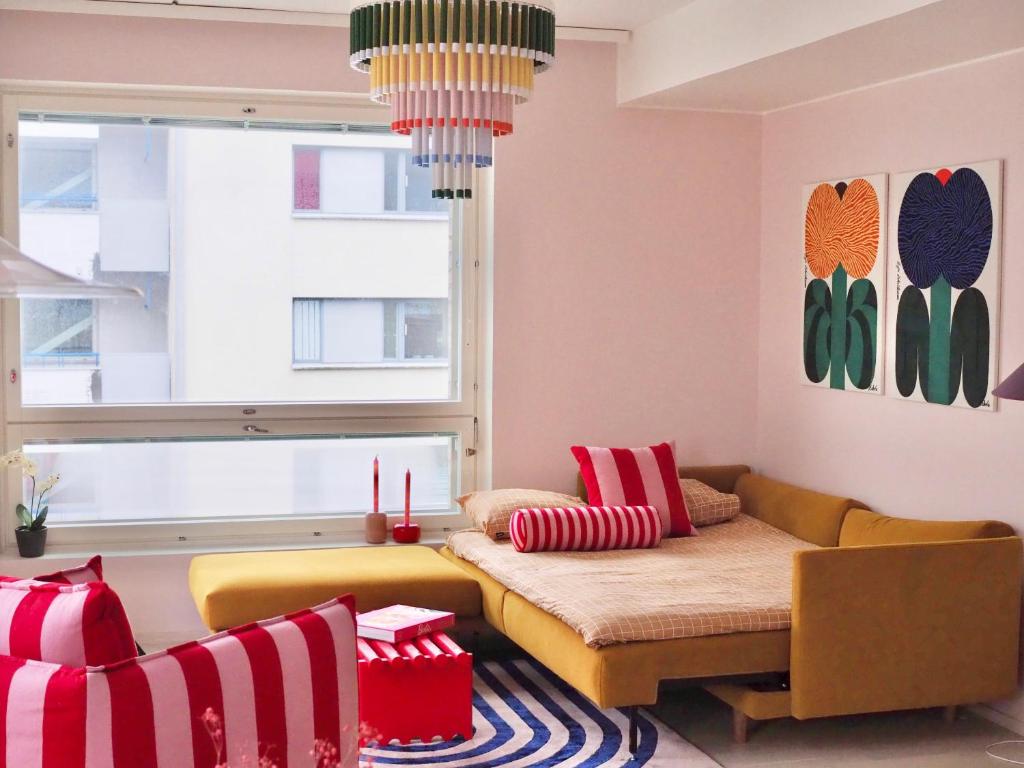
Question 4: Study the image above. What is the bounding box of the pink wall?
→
[491,42,762,491]
[0,10,366,92]
[757,50,1024,521]
[0,10,764,495]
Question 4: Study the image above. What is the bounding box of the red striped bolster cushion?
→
[0,597,358,768]
[510,506,663,552]
[571,442,694,537]
[0,581,137,667]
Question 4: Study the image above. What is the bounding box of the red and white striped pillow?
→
[571,442,693,537]
[510,505,663,552]
[35,555,104,585]
[0,556,106,587]
[0,581,136,667]
[0,596,359,768]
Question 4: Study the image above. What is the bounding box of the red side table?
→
[357,631,474,745]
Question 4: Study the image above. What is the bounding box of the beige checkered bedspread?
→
[446,514,816,648]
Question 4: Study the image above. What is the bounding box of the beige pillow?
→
[457,489,585,541]
[681,479,740,527]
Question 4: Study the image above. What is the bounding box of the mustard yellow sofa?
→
[439,465,1022,724]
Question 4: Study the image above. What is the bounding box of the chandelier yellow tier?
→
[349,0,556,199]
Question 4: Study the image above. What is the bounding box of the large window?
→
[0,94,483,549]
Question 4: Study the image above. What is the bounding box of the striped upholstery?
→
[571,443,693,537]
[510,506,663,553]
[0,582,136,668]
[0,596,358,768]
[35,556,104,585]
[0,557,105,587]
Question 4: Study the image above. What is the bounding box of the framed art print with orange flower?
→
[803,173,888,394]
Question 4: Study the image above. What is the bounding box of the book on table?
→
[356,604,455,643]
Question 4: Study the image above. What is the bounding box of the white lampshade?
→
[0,236,142,299]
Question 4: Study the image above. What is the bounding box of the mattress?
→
[445,514,815,647]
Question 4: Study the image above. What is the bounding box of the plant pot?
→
[15,526,47,558]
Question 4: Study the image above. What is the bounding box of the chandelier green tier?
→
[349,0,556,199]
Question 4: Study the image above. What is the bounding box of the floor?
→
[652,687,1023,767]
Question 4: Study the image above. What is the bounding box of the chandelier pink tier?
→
[349,0,556,199]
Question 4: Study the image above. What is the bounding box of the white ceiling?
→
[89,0,694,31]
[555,0,694,31]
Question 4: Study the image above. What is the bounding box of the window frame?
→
[0,82,489,553]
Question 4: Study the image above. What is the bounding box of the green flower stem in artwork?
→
[830,265,848,390]
[928,276,952,405]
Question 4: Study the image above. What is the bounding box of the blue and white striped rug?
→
[360,658,720,767]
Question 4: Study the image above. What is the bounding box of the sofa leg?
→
[627,706,639,754]
[942,705,957,724]
[733,708,750,744]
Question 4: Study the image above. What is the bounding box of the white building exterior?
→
[19,121,452,406]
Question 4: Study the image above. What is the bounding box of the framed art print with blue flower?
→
[887,160,1002,411]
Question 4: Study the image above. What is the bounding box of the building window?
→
[293,298,449,366]
[4,105,481,549]
[293,146,447,216]
[19,137,98,211]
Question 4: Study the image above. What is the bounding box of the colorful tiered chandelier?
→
[349,0,556,200]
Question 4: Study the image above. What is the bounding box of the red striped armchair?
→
[1,596,359,768]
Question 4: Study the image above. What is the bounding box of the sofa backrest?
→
[0,596,359,768]
[575,464,751,501]
[734,474,859,547]
[839,508,1016,547]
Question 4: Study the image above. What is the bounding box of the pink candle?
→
[404,469,411,526]
[373,456,379,513]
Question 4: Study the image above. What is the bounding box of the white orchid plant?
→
[0,450,58,532]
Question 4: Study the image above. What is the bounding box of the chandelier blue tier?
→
[349,0,556,199]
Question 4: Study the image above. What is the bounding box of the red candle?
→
[373,456,379,513]
[404,469,411,526]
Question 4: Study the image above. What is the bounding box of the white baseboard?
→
[972,704,1024,736]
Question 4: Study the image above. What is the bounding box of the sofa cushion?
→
[189,545,482,631]
[734,474,857,547]
[571,442,693,536]
[509,506,662,552]
[457,488,584,541]
[681,479,741,527]
[34,555,104,585]
[839,508,1015,547]
[0,581,137,667]
[577,464,752,499]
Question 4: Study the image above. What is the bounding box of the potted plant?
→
[1,451,59,558]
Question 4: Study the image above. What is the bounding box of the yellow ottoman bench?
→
[189,545,482,631]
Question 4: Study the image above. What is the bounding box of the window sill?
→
[1,532,452,560]
[292,211,447,223]
[292,361,449,371]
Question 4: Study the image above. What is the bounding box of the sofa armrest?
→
[790,537,1022,719]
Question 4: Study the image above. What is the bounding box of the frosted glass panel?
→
[24,434,456,525]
